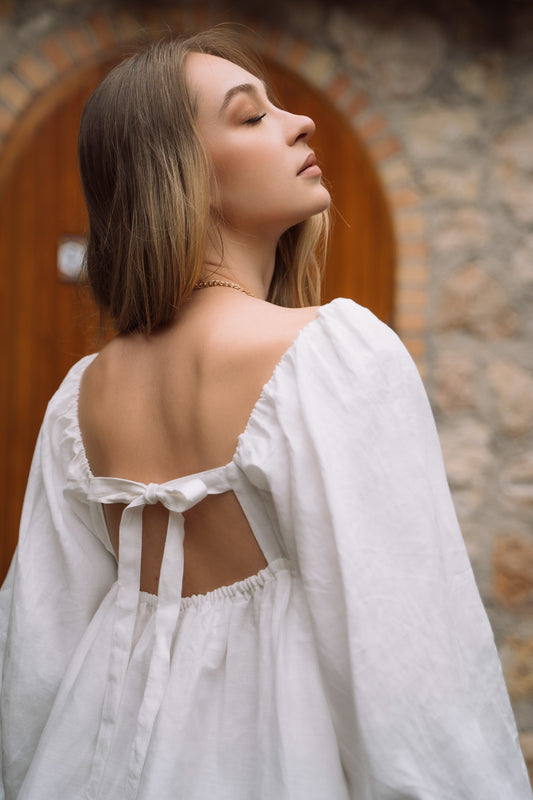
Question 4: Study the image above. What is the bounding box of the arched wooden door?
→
[0,54,395,582]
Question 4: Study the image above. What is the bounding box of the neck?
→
[202,225,279,301]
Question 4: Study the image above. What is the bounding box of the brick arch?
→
[0,4,427,369]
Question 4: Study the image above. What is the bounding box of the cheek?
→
[210,141,281,204]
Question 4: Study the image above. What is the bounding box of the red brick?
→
[40,36,73,73]
[0,103,14,135]
[15,53,53,90]
[88,12,118,50]
[395,310,427,332]
[344,90,368,119]
[369,135,401,162]
[326,72,350,102]
[400,336,425,360]
[390,188,420,208]
[113,9,142,42]
[0,73,30,111]
[285,40,310,71]
[357,113,387,142]
[263,26,283,59]
[395,213,425,237]
[64,27,98,62]
[398,240,428,259]
[398,264,429,287]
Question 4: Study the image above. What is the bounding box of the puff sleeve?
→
[236,298,532,799]
[0,356,116,796]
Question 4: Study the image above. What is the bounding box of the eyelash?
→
[244,113,266,125]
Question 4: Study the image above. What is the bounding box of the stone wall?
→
[0,0,532,781]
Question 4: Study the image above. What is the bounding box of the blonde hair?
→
[78,30,329,334]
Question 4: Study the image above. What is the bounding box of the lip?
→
[297,152,321,176]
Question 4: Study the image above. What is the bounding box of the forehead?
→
[186,52,262,112]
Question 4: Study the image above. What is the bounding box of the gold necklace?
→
[193,279,255,297]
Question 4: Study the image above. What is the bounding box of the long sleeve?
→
[0,357,116,796]
[236,298,532,799]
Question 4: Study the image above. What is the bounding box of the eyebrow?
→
[219,82,264,115]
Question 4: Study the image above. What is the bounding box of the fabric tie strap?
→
[85,476,209,799]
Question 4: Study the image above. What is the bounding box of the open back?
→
[78,295,318,596]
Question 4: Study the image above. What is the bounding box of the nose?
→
[288,112,316,144]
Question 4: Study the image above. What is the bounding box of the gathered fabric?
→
[0,298,530,799]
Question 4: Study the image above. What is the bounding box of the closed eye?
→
[244,113,266,125]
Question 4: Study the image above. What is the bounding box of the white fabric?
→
[0,298,530,799]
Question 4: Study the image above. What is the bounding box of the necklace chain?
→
[193,279,255,298]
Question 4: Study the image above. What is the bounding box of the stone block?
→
[434,349,476,412]
[500,636,533,701]
[436,264,518,338]
[379,157,410,188]
[422,166,481,203]
[495,118,533,173]
[299,49,335,90]
[492,163,533,226]
[512,239,533,289]
[328,10,445,98]
[404,106,481,162]
[453,53,506,102]
[493,120,533,225]
[489,361,533,436]
[501,454,533,512]
[439,419,491,519]
[519,731,533,790]
[493,533,533,610]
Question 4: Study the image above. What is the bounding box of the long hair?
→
[78,29,329,335]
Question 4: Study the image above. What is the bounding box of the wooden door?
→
[0,55,395,581]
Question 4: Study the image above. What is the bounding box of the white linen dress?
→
[0,299,530,799]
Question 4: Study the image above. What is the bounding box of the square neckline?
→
[74,300,337,487]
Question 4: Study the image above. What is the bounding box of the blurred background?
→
[0,0,531,782]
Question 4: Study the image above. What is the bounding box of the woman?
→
[0,30,530,800]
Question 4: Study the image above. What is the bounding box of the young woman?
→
[0,30,530,800]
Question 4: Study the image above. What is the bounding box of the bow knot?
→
[87,476,209,513]
[144,483,162,505]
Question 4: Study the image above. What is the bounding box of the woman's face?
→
[186,52,331,238]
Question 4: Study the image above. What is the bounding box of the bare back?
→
[78,292,317,596]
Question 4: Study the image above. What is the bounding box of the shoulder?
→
[45,354,98,425]
[29,354,97,490]
[255,298,423,421]
[292,298,413,378]
[193,297,320,379]
[235,299,425,478]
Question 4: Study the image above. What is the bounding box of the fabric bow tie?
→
[88,475,208,513]
[86,474,209,797]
